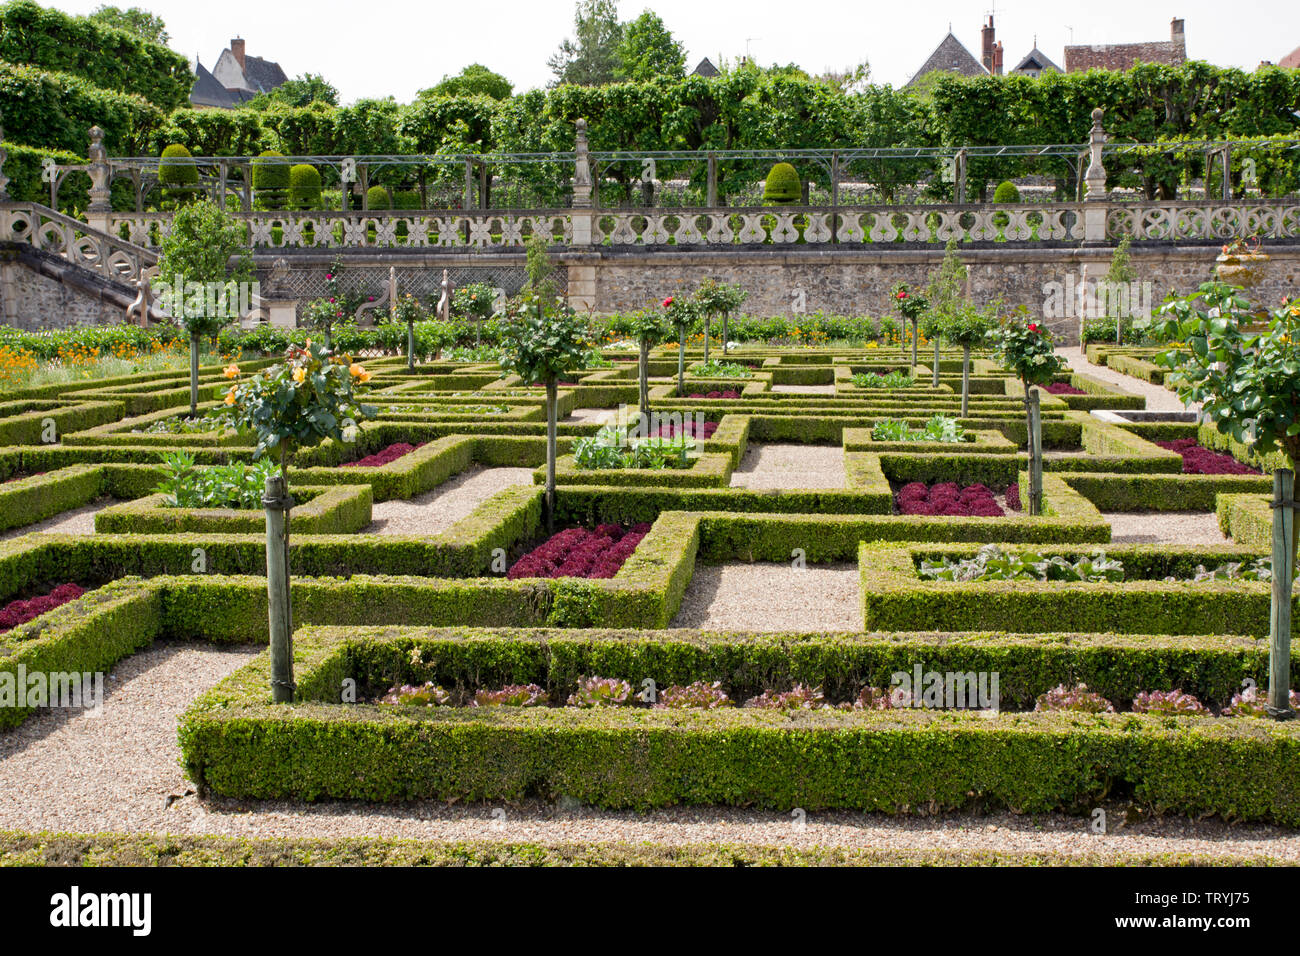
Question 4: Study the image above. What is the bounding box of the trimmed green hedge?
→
[93,485,374,535]
[1059,472,1271,513]
[859,542,1290,638]
[178,636,1300,821]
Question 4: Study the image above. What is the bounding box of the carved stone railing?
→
[102,199,1300,252]
[107,210,574,251]
[2,201,157,283]
[1106,201,1300,241]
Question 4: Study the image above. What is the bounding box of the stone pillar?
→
[0,123,9,201]
[568,119,595,312]
[265,297,299,329]
[1082,107,1108,243]
[85,126,112,233]
[566,255,597,313]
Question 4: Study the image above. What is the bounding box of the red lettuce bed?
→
[895,481,1004,517]
[649,420,718,439]
[0,583,85,633]
[341,442,426,468]
[507,523,652,579]
[1045,382,1086,396]
[687,391,740,399]
[1155,438,1260,475]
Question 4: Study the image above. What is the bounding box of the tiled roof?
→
[906,32,988,87]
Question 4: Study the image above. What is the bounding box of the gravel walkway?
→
[366,466,535,535]
[771,384,836,394]
[0,499,112,540]
[1056,346,1195,413]
[2,640,1296,860]
[671,562,862,630]
[566,408,616,424]
[730,444,845,490]
[1105,511,1229,545]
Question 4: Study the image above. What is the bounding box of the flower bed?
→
[0,584,85,633]
[687,391,740,399]
[1005,482,1022,511]
[648,420,718,439]
[1156,438,1260,475]
[507,523,652,579]
[341,442,426,468]
[895,481,1004,517]
[1044,382,1086,396]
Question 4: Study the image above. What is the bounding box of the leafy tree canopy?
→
[87,4,167,44]
[548,0,624,87]
[616,10,685,82]
[247,74,339,110]
[422,63,514,100]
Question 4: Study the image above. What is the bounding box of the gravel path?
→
[566,407,616,424]
[366,466,535,535]
[771,384,836,394]
[0,499,112,540]
[1105,511,1229,545]
[730,444,845,489]
[671,562,862,630]
[3,640,1297,860]
[1056,346,1195,413]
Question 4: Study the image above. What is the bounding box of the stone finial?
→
[264,256,291,297]
[86,124,112,216]
[1084,107,1107,200]
[572,118,592,208]
[437,268,451,321]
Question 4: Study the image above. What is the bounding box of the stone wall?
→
[581,243,1300,345]
[0,245,131,330]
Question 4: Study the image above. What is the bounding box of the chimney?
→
[1171,18,1184,41]
[981,16,996,72]
[231,38,245,69]
[993,41,1004,76]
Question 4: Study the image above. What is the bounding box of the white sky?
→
[43,0,1300,103]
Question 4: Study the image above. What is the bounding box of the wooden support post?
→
[264,471,294,704]
[932,338,941,388]
[1269,468,1296,718]
[544,379,558,534]
[1028,387,1044,516]
[706,154,718,207]
[188,333,200,417]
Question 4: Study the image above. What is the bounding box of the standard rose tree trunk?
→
[638,339,650,414]
[1268,467,1296,717]
[189,333,201,417]
[545,377,558,533]
[961,345,971,418]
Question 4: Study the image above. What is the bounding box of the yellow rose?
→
[292,367,306,384]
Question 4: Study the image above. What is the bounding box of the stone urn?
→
[1215,250,1270,289]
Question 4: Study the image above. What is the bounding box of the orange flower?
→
[223,364,239,379]
[349,363,370,383]
[223,388,237,405]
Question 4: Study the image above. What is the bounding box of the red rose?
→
[1028,323,1040,332]
[896,291,907,299]
[663,297,674,307]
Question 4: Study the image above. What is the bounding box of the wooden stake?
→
[1028,387,1043,516]
[263,470,294,703]
[1268,468,1295,718]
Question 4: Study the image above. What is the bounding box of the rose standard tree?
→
[628,307,668,416]
[942,304,997,418]
[1156,283,1300,718]
[692,279,748,362]
[664,296,699,395]
[153,199,253,417]
[218,342,375,702]
[993,315,1065,516]
[893,282,929,371]
[499,296,592,533]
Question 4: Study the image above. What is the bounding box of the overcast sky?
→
[45,0,1300,102]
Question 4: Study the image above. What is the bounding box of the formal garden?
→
[2,0,1300,875]
[0,205,1298,867]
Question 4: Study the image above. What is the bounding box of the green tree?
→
[247,74,339,109]
[627,308,667,414]
[1104,234,1138,343]
[423,64,513,100]
[499,297,591,532]
[549,0,623,87]
[942,304,997,418]
[1156,285,1300,717]
[992,314,1066,514]
[153,200,253,416]
[87,4,167,43]
[616,11,685,82]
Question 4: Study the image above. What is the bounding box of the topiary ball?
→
[993,180,1021,203]
[366,185,392,210]
[762,162,801,205]
[252,150,290,190]
[288,164,322,210]
[158,143,198,186]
